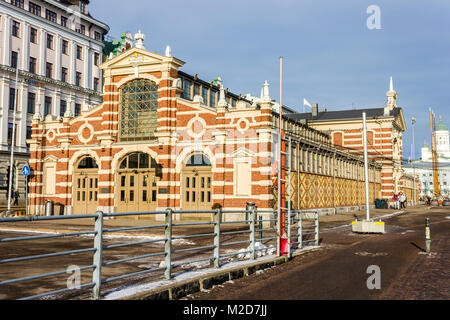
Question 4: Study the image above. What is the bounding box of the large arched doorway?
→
[116,152,159,213]
[182,153,212,211]
[73,157,99,215]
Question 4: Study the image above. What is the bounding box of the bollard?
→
[425,218,431,253]
[164,208,173,280]
[213,209,221,268]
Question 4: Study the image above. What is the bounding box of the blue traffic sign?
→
[22,165,30,177]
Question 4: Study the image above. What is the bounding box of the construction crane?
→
[430,109,440,199]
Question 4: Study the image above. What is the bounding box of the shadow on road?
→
[410,242,426,253]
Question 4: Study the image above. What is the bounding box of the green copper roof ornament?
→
[210,76,222,87]
[436,116,448,131]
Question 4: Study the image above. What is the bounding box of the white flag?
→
[303,99,312,113]
[303,99,312,108]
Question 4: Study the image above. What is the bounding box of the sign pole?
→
[25,174,28,216]
[363,112,370,221]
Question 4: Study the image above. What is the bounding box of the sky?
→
[89,0,450,161]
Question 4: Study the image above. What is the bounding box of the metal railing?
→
[0,208,319,300]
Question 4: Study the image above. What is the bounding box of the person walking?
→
[399,192,407,209]
[393,193,399,210]
[13,190,19,206]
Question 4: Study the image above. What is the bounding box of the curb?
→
[114,247,322,300]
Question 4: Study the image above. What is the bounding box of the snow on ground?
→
[103,254,278,300]
[0,228,59,235]
[103,245,320,300]
[0,227,195,245]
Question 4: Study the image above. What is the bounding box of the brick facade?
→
[27,44,384,218]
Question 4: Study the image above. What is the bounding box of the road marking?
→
[355,251,388,257]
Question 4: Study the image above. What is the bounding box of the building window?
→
[29,2,41,16]
[209,90,216,108]
[74,103,81,117]
[61,16,68,28]
[9,88,16,111]
[193,84,200,97]
[44,97,52,116]
[30,27,38,43]
[12,20,20,37]
[80,1,87,14]
[11,51,18,68]
[46,62,53,78]
[76,46,82,60]
[61,67,68,82]
[75,24,85,35]
[94,78,99,92]
[76,72,82,87]
[62,40,68,55]
[27,92,35,114]
[29,57,36,73]
[45,9,57,23]
[26,126,32,141]
[12,0,24,8]
[183,79,192,100]
[202,87,208,105]
[7,123,14,146]
[94,52,100,66]
[47,34,54,49]
[119,79,158,141]
[60,100,67,117]
[94,31,101,41]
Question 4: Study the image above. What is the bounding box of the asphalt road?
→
[184,206,450,300]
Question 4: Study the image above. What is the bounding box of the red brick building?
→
[287,78,417,202]
[27,33,385,218]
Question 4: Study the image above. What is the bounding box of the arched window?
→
[186,153,211,167]
[77,157,98,169]
[119,152,158,170]
[119,79,158,141]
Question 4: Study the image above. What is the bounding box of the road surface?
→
[184,206,449,300]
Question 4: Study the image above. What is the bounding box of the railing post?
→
[276,210,280,256]
[92,211,103,299]
[214,209,221,268]
[259,215,263,242]
[250,208,256,260]
[164,208,172,280]
[314,211,319,247]
[297,211,302,249]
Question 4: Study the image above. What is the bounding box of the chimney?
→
[312,103,319,118]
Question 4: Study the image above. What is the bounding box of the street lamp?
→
[412,117,416,205]
[7,48,20,212]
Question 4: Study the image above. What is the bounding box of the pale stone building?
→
[404,118,450,198]
[0,0,109,206]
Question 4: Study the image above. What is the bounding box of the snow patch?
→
[0,228,58,235]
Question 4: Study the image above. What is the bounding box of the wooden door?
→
[117,172,158,213]
[73,173,98,214]
[182,170,212,211]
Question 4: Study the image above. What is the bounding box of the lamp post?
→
[412,117,416,205]
[7,48,20,212]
